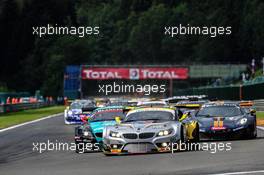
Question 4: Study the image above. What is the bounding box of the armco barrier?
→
[254,100,264,111]
[0,102,53,114]
[174,82,264,100]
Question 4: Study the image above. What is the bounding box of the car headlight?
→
[83,131,89,136]
[110,131,121,138]
[158,129,172,136]
[239,118,247,125]
[68,111,73,116]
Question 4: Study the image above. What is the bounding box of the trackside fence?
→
[0,102,55,114]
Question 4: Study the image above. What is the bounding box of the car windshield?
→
[196,106,242,117]
[125,111,174,122]
[82,102,95,108]
[70,103,82,109]
[178,107,199,113]
[90,110,125,122]
[138,103,166,107]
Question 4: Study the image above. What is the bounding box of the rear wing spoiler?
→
[174,103,202,108]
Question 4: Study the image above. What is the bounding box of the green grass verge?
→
[0,106,64,129]
[257,111,264,119]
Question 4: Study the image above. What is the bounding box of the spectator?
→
[6,97,10,104]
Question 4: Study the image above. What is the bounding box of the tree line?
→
[0,0,263,96]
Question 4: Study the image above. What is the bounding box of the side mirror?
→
[115,116,122,124]
[179,113,189,122]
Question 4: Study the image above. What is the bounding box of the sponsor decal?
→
[111,149,121,153]
[81,67,188,80]
[82,68,128,79]
[212,117,226,130]
[129,68,140,80]
[140,68,188,79]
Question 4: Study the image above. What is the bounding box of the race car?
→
[74,106,126,153]
[102,107,199,155]
[64,99,96,124]
[194,101,257,140]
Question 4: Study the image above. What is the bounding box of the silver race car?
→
[102,107,198,155]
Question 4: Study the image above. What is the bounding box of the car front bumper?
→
[199,125,254,140]
[103,134,180,154]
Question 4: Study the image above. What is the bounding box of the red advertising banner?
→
[81,67,188,80]
[137,68,188,80]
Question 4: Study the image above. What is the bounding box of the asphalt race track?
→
[1,114,264,175]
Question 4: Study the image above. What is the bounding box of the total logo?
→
[82,70,122,79]
[129,69,139,80]
[141,69,180,79]
[81,67,188,80]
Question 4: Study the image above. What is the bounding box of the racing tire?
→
[75,126,81,135]
[191,124,200,143]
[173,125,188,152]
[75,142,83,153]
[246,126,257,139]
[246,118,257,139]
[180,125,187,143]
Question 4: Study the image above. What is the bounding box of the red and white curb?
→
[0,113,63,133]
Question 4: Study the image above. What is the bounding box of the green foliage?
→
[0,86,9,92]
[257,111,264,119]
[1,0,264,96]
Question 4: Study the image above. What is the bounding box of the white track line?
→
[210,170,264,175]
[257,126,264,131]
[0,113,63,133]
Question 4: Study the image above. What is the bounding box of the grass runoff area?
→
[257,111,264,119]
[0,106,64,129]
[257,111,264,126]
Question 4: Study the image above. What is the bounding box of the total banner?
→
[81,67,188,80]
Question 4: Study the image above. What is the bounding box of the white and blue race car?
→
[64,100,96,125]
